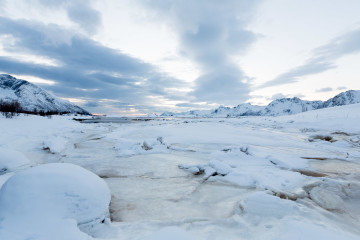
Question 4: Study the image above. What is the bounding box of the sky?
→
[0,0,360,115]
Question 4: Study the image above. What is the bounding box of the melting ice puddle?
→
[310,159,360,175]
[308,158,360,224]
[56,130,250,223]
[107,177,250,222]
[99,152,251,222]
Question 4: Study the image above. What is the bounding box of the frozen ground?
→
[1,104,360,239]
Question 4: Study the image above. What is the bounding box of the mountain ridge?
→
[0,74,90,115]
[161,90,360,117]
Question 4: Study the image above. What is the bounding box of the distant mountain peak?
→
[0,74,90,115]
[323,90,360,107]
[161,90,360,117]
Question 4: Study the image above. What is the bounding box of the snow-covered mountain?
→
[322,90,360,107]
[0,74,90,114]
[260,97,323,116]
[226,103,264,117]
[161,90,360,117]
[161,109,212,117]
[161,104,263,118]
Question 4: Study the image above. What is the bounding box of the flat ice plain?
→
[1,103,360,240]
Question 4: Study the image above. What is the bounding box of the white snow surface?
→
[142,227,197,240]
[0,104,360,239]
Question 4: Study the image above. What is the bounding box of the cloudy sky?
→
[1,0,360,115]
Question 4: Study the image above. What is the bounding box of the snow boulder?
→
[0,148,30,174]
[0,163,111,225]
[309,186,344,210]
[42,136,68,154]
[115,137,170,157]
[241,191,302,219]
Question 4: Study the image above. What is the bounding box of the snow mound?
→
[43,136,68,153]
[0,163,111,239]
[115,137,170,157]
[241,191,302,218]
[0,148,30,174]
[179,148,309,194]
[0,163,111,223]
[309,187,344,210]
[209,159,232,175]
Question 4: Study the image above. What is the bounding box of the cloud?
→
[191,66,251,105]
[84,101,99,108]
[337,86,347,90]
[175,103,197,108]
[316,87,333,92]
[139,0,260,104]
[264,93,305,101]
[0,0,5,11]
[175,102,208,108]
[0,17,184,113]
[260,61,336,88]
[37,0,102,34]
[260,27,360,88]
[269,93,286,100]
[66,1,101,34]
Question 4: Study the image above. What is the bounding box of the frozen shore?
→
[1,104,360,239]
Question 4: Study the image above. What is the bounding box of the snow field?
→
[0,104,360,239]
